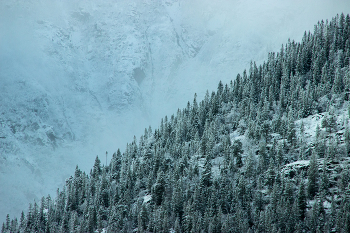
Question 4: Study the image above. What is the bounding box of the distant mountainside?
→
[3,13,350,233]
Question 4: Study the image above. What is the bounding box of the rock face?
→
[0,0,348,220]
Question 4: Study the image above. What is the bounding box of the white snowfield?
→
[0,0,349,221]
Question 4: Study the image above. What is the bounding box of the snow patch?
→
[143,194,152,204]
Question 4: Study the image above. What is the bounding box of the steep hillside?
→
[2,0,348,221]
[3,13,350,232]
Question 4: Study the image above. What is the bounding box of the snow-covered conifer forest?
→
[2,1,350,232]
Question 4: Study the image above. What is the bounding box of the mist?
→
[0,0,349,221]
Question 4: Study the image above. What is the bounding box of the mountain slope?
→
[3,13,350,233]
[0,0,349,222]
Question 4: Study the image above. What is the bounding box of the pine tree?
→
[345,122,350,155]
[111,149,122,180]
[245,151,256,180]
[319,158,330,195]
[297,181,307,221]
[333,67,343,93]
[174,217,182,233]
[284,179,294,205]
[92,156,102,179]
[138,204,149,231]
[287,113,297,146]
[232,139,244,167]
[237,175,248,208]
[108,206,121,232]
[200,158,213,213]
[307,150,319,198]
[19,211,25,230]
[328,107,338,133]
[183,202,193,233]
[68,211,78,233]
[4,215,10,233]
[266,159,276,188]
[172,180,184,218]
[87,206,97,233]
[152,171,166,206]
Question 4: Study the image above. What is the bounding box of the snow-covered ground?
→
[0,0,349,221]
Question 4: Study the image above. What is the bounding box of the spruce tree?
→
[200,157,213,188]
[297,180,307,221]
[307,150,319,198]
[152,171,165,205]
[266,159,276,188]
[138,204,149,231]
[92,156,102,179]
[232,139,244,167]
[319,158,330,195]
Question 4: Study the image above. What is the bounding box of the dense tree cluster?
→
[3,13,350,233]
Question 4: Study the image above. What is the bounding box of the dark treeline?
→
[2,13,350,233]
